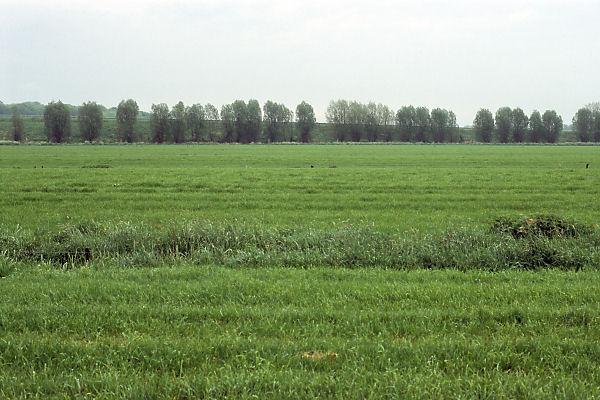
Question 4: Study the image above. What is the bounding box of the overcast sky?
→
[1,0,599,124]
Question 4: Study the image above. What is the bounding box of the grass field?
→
[0,144,598,231]
[2,266,600,398]
[1,144,600,398]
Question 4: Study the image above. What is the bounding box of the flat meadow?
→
[1,144,598,230]
[1,144,600,398]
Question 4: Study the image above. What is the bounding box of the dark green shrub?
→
[491,215,592,239]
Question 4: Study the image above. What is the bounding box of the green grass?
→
[0,144,598,231]
[1,266,600,398]
[1,144,600,398]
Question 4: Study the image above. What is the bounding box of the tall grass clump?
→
[0,217,598,270]
[491,214,593,239]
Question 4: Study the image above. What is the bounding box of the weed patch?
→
[491,215,593,239]
[0,219,598,270]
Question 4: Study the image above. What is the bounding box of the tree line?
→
[5,98,600,143]
[326,101,461,143]
[472,108,563,143]
[9,99,316,144]
[572,103,600,142]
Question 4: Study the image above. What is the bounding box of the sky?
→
[1,0,599,125]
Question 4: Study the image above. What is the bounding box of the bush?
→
[491,215,592,239]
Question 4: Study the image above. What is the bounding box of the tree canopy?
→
[573,107,594,142]
[186,104,206,142]
[43,101,71,143]
[473,109,494,143]
[511,108,529,143]
[11,107,25,142]
[296,101,316,143]
[170,101,186,143]
[151,103,170,143]
[116,99,139,143]
[79,101,103,142]
[542,110,563,143]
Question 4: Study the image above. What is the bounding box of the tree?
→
[473,109,494,143]
[572,107,594,142]
[586,102,600,113]
[263,101,291,142]
[511,108,529,143]
[150,103,170,143]
[204,103,220,141]
[44,101,71,143]
[347,101,366,142]
[529,110,544,143]
[116,99,139,143]
[414,107,431,142]
[11,107,25,142]
[593,111,600,142]
[364,102,379,142]
[231,100,247,143]
[186,104,206,142]
[495,107,512,143]
[220,104,235,143]
[263,100,278,142]
[205,103,219,120]
[296,101,316,143]
[448,111,458,142]
[245,100,262,143]
[326,100,349,141]
[542,110,563,143]
[396,106,416,142]
[282,107,294,141]
[170,101,186,143]
[430,108,450,143]
[78,101,103,142]
[377,104,395,142]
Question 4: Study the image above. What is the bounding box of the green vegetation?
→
[9,108,24,142]
[150,103,170,143]
[0,145,598,230]
[43,101,71,143]
[1,217,598,270]
[4,99,594,143]
[1,266,600,398]
[295,101,316,143]
[1,144,600,397]
[78,101,104,142]
[116,99,139,143]
[573,104,600,142]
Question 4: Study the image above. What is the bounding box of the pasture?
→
[2,266,600,398]
[1,144,600,398]
[0,144,598,231]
